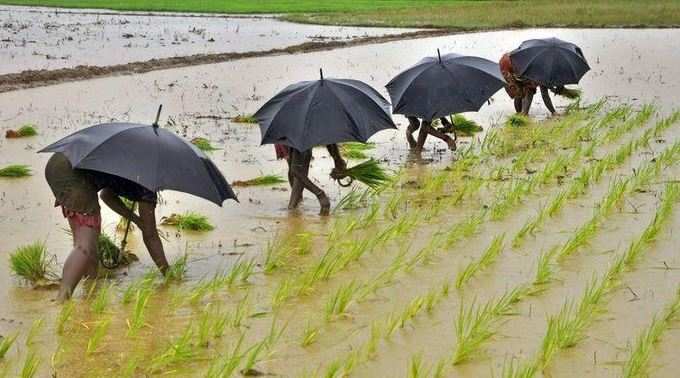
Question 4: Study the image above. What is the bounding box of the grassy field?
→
[2,0,680,29]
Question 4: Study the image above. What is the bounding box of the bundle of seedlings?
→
[232,174,286,187]
[9,241,59,287]
[5,124,38,138]
[340,159,392,189]
[231,114,257,123]
[340,142,375,160]
[554,86,582,100]
[97,232,138,269]
[0,164,32,177]
[450,114,483,136]
[161,212,215,231]
[191,137,219,152]
[505,113,531,127]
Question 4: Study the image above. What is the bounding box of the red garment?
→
[499,53,537,99]
[275,144,290,160]
[61,206,101,232]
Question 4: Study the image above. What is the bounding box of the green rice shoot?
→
[9,241,56,284]
[191,137,220,152]
[341,142,375,160]
[556,87,582,100]
[505,114,531,128]
[0,164,32,177]
[232,174,286,187]
[18,124,38,137]
[0,334,18,359]
[343,159,392,189]
[161,212,215,232]
[451,114,483,136]
[231,114,257,124]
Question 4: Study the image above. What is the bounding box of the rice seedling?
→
[5,124,38,138]
[91,282,112,314]
[225,294,250,329]
[20,351,39,378]
[301,322,320,347]
[407,353,429,378]
[161,212,214,231]
[9,241,56,284]
[622,287,680,378]
[505,113,530,128]
[149,324,195,372]
[446,210,485,247]
[231,114,257,123]
[191,137,220,152]
[96,232,124,268]
[205,335,245,378]
[25,318,43,346]
[86,318,111,355]
[197,305,214,347]
[0,164,31,177]
[450,114,483,136]
[222,258,256,287]
[241,340,267,376]
[334,187,373,211]
[452,287,528,365]
[343,159,392,189]
[533,247,559,287]
[341,142,375,160]
[501,357,538,378]
[232,174,286,187]
[122,275,155,304]
[0,334,17,359]
[165,254,188,282]
[325,280,361,320]
[127,287,152,336]
[455,234,505,289]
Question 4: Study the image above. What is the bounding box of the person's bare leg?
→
[540,86,556,115]
[521,92,534,115]
[288,150,307,210]
[514,97,523,113]
[57,219,98,302]
[406,117,420,149]
[439,117,455,134]
[414,120,429,153]
[425,123,457,151]
[138,202,169,274]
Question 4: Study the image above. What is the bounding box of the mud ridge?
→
[0,29,452,93]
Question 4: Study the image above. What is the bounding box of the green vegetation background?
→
[2,0,679,29]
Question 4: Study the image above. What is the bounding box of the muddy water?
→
[1,27,680,376]
[0,5,420,74]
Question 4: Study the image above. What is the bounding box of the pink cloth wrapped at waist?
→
[61,206,101,232]
[275,144,289,160]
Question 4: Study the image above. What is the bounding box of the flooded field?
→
[1,25,680,377]
[0,5,419,74]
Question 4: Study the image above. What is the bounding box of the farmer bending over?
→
[406,116,457,153]
[276,144,347,216]
[499,53,564,116]
[45,153,168,301]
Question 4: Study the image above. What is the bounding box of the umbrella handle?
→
[120,201,137,253]
[337,176,354,187]
[153,105,163,128]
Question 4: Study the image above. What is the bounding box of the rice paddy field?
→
[2,6,680,378]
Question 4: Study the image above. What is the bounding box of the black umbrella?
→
[39,108,237,206]
[386,50,506,121]
[509,37,590,87]
[254,69,397,152]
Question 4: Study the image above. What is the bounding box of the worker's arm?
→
[100,188,141,226]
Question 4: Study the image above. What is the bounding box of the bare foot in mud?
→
[319,196,331,216]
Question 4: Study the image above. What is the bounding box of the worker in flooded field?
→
[45,152,169,301]
[405,116,457,153]
[499,52,566,116]
[275,143,347,216]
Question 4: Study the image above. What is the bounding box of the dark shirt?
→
[90,171,157,204]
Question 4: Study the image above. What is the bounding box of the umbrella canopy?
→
[509,37,590,87]
[254,70,397,152]
[386,51,506,122]
[39,122,237,206]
